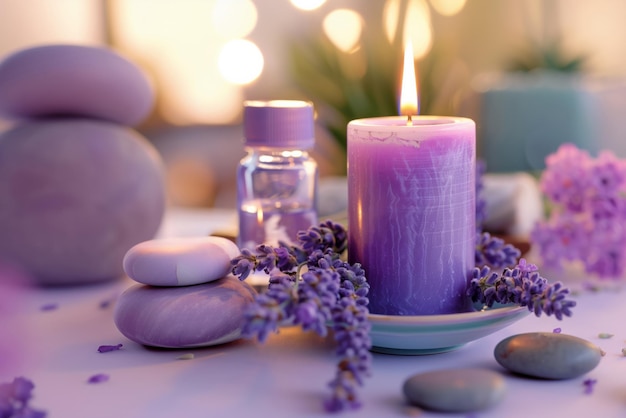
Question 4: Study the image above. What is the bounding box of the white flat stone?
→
[123,236,241,286]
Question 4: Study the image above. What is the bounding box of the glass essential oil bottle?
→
[237,100,318,250]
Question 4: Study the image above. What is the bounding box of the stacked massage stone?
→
[115,236,256,348]
[0,44,166,285]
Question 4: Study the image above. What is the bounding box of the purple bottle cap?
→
[243,100,314,149]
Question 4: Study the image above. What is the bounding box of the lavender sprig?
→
[468,258,576,319]
[231,221,371,413]
[475,232,521,269]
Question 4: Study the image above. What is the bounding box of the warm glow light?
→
[159,58,243,125]
[323,9,363,53]
[218,39,264,85]
[383,0,401,43]
[400,41,418,117]
[290,0,327,11]
[403,0,432,59]
[211,0,257,39]
[0,0,103,57]
[429,0,467,16]
[110,0,244,124]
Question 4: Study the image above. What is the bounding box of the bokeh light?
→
[322,9,363,53]
[383,0,401,44]
[211,0,258,39]
[218,39,264,85]
[429,0,467,16]
[111,0,264,124]
[404,0,433,59]
[290,0,327,11]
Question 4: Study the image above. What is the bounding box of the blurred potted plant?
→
[472,4,626,174]
[287,4,462,171]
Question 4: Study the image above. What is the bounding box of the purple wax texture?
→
[348,125,475,315]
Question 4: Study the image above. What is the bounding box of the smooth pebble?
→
[494,332,603,379]
[123,237,240,286]
[113,276,256,348]
[403,368,506,412]
[0,119,165,285]
[0,44,153,126]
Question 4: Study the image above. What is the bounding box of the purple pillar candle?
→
[347,116,475,316]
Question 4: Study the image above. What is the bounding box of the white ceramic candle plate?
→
[368,304,529,355]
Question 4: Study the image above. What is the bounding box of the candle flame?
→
[400,40,418,121]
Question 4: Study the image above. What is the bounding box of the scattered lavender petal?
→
[553,327,562,333]
[40,303,58,312]
[621,348,626,356]
[99,299,112,309]
[583,378,597,394]
[87,374,109,384]
[598,333,614,339]
[97,344,123,353]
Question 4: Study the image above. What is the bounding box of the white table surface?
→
[2,207,626,418]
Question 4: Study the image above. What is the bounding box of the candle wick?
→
[407,114,413,126]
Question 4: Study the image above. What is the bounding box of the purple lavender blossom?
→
[232,220,371,413]
[468,259,576,319]
[591,151,626,196]
[540,144,592,212]
[475,232,520,269]
[0,377,46,417]
[297,220,348,255]
[532,143,626,278]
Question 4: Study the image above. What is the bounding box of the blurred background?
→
[2,0,626,212]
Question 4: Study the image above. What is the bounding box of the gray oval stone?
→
[494,332,603,379]
[403,368,506,412]
[114,276,257,348]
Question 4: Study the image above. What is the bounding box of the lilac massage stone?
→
[0,44,154,126]
[0,118,166,285]
[123,237,241,286]
[113,276,257,348]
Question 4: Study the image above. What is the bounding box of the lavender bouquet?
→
[231,161,576,413]
[531,143,626,278]
[231,222,371,412]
